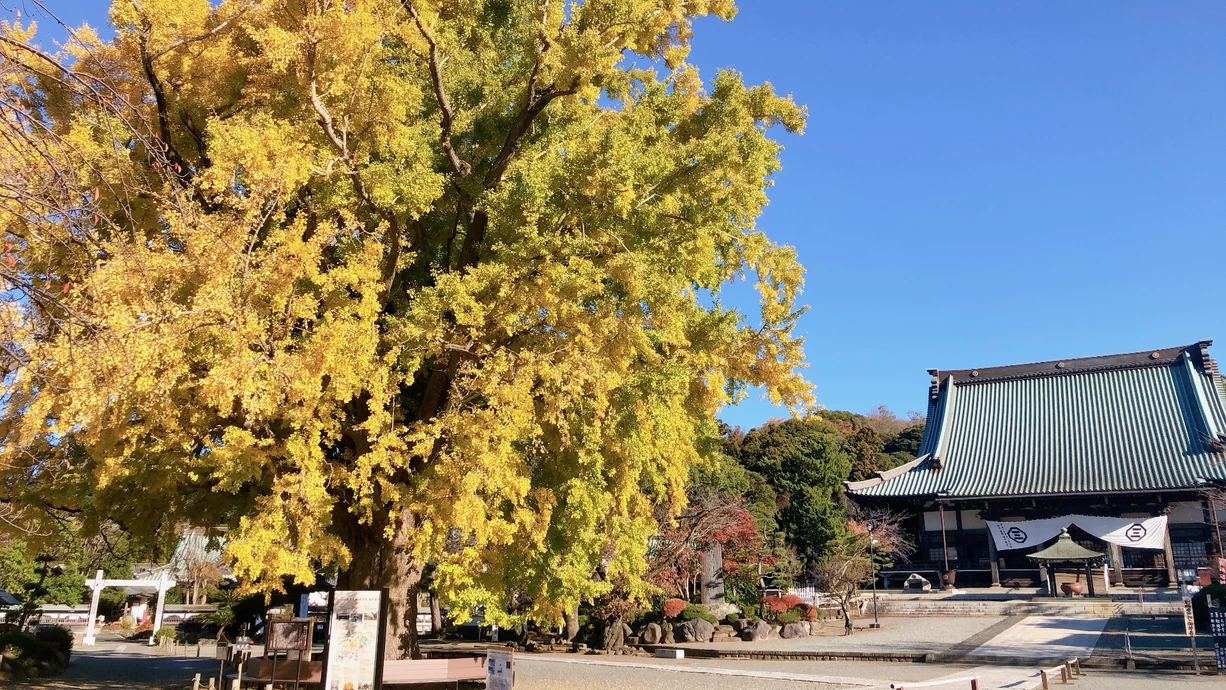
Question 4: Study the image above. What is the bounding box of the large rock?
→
[779,622,809,639]
[672,623,689,642]
[731,618,750,632]
[691,618,715,643]
[662,623,675,644]
[675,618,716,643]
[739,619,772,641]
[705,602,740,621]
[641,622,662,645]
[602,621,626,651]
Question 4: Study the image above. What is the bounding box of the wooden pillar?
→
[1085,562,1096,597]
[988,537,1001,587]
[1163,525,1177,586]
[938,503,952,589]
[1108,543,1125,588]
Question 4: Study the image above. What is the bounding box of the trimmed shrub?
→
[781,593,803,609]
[679,604,718,625]
[174,619,221,644]
[776,609,803,625]
[760,596,787,614]
[154,626,176,641]
[32,625,72,658]
[723,614,740,626]
[798,604,818,622]
[662,598,687,619]
[0,630,68,678]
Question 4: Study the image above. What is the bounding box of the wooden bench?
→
[383,656,487,688]
[238,654,486,687]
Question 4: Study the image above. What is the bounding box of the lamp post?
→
[868,528,879,628]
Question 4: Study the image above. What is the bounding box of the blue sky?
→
[27,1,1226,430]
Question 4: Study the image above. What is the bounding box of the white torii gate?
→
[82,570,176,646]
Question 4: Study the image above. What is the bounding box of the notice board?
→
[322,589,387,690]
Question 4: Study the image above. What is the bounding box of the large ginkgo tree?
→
[0,0,811,657]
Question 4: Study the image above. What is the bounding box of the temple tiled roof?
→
[848,341,1226,499]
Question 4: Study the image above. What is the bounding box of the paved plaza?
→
[33,614,1226,690]
[969,616,1110,661]
[515,655,1226,690]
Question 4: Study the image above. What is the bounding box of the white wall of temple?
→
[922,511,942,532]
[960,509,987,529]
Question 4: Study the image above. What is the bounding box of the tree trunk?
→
[339,507,424,660]
[429,590,442,635]
[840,596,853,636]
[562,605,579,642]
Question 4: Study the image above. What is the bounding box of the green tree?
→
[884,424,925,456]
[845,426,885,482]
[0,0,810,658]
[737,418,849,563]
[0,543,36,597]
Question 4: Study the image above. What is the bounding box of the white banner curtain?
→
[986,515,1167,552]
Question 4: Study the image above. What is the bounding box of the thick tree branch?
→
[308,58,411,297]
[131,11,191,183]
[402,1,471,178]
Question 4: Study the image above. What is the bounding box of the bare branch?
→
[148,4,252,62]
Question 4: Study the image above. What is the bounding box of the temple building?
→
[847,341,1226,591]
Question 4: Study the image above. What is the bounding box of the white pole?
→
[83,569,104,646]
[150,571,169,645]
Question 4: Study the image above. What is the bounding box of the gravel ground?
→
[513,655,1226,690]
[32,652,218,689]
[30,623,1226,690]
[677,616,1006,655]
[29,650,1226,689]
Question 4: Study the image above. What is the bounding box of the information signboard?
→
[268,619,311,651]
[1210,609,1226,638]
[1210,610,1226,670]
[486,647,514,690]
[1184,596,1196,637]
[322,589,387,690]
